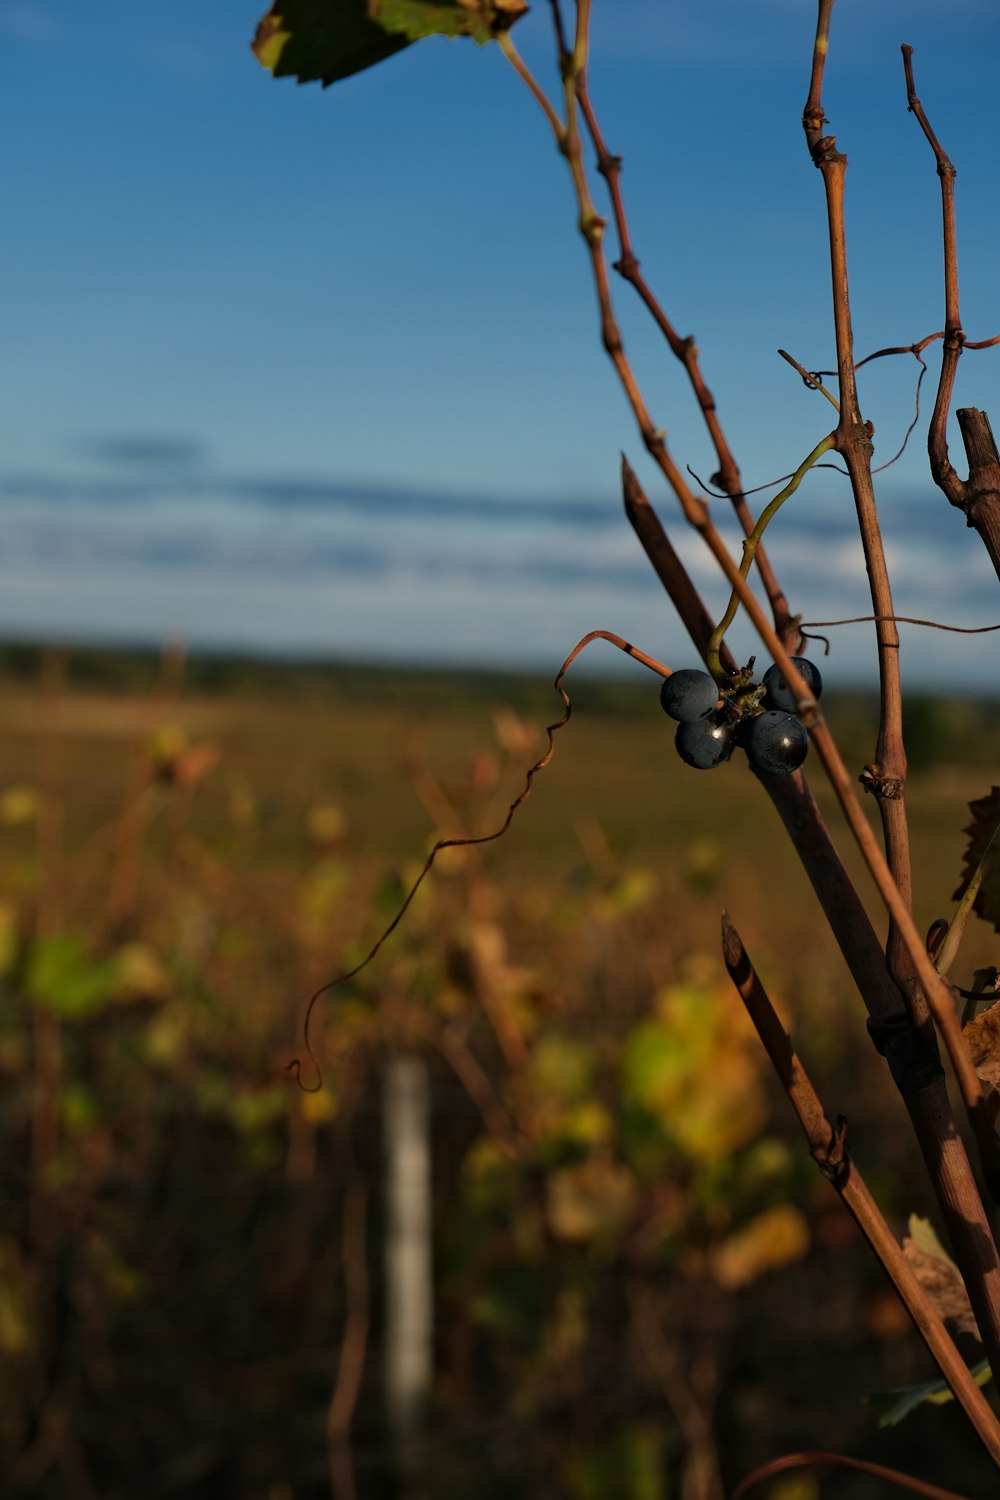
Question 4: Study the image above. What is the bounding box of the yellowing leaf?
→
[0,783,40,825]
[306,800,346,846]
[374,0,527,44]
[253,14,291,69]
[526,1033,596,1103]
[299,1083,337,1123]
[547,1156,637,1244]
[620,982,767,1164]
[113,942,171,1001]
[710,1205,810,1289]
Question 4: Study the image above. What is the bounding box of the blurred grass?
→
[1,643,999,1499]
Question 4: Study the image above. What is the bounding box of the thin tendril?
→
[800,613,1000,634]
[872,353,928,474]
[686,461,847,499]
[288,630,673,1090]
[706,433,835,681]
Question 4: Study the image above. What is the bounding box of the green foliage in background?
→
[2,655,998,1495]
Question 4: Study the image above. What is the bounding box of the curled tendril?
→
[798,628,831,656]
[288,629,672,1091]
[686,461,846,500]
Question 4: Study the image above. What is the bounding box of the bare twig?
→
[622,459,736,674]
[573,60,797,648]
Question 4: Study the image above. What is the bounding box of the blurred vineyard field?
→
[1,643,999,1499]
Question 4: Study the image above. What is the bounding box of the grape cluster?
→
[659,657,822,775]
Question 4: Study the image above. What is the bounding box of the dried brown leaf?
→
[963,999,1000,1090]
[902,1214,979,1340]
[955,786,1000,933]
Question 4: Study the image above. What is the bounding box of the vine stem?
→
[496,32,563,140]
[723,916,1000,1470]
[706,432,834,680]
[509,1,990,1155]
[803,0,1000,1375]
[504,0,1000,1385]
[570,48,797,648]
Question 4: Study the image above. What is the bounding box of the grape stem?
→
[706,433,835,684]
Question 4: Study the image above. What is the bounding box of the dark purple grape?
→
[675,716,735,770]
[660,669,719,723]
[762,657,823,715]
[745,710,809,775]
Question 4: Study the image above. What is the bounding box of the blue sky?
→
[4,0,1000,688]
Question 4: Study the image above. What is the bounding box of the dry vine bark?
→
[253,0,1000,1487]
[507,0,1000,1478]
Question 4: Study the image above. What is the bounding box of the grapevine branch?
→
[803,0,1000,1375]
[502,0,1000,1386]
[723,915,1000,1469]
[621,463,963,1084]
[512,0,1000,1193]
[565,25,797,648]
[621,458,737,674]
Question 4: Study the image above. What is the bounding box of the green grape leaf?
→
[252,1,411,86]
[955,787,1000,933]
[252,0,527,88]
[865,1358,991,1428]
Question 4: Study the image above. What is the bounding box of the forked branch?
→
[902,45,1000,580]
